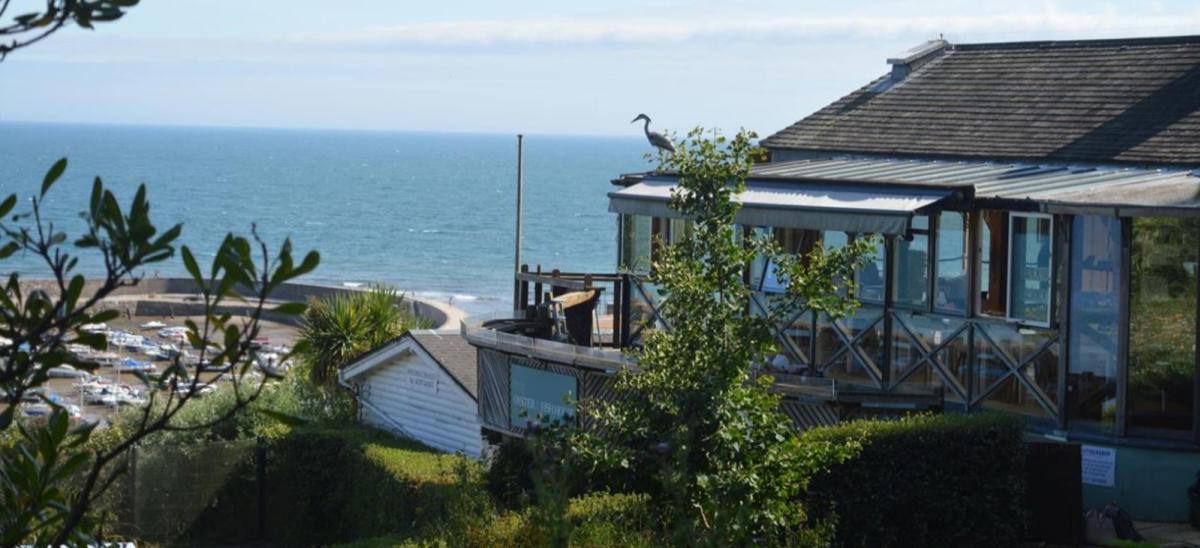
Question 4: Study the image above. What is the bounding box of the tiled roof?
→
[762,35,1200,166]
[411,330,478,398]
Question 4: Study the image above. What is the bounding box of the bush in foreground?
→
[801,412,1028,548]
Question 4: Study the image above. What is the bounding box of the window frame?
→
[1006,212,1055,328]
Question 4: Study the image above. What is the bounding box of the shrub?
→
[298,285,432,388]
[484,438,534,509]
[264,425,469,546]
[801,413,1028,548]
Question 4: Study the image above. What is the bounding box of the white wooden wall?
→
[358,352,482,458]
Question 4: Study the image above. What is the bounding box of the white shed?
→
[339,329,481,458]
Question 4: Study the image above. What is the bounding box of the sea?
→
[0,122,651,315]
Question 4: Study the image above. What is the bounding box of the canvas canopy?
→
[608,176,952,235]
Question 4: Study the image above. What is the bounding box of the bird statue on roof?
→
[631,113,676,155]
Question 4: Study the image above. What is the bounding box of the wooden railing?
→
[512,264,633,348]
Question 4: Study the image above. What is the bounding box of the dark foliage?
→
[484,438,534,510]
[801,413,1029,548]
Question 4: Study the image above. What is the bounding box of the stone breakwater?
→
[17,278,464,329]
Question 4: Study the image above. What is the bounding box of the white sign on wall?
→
[403,368,439,394]
[1081,445,1116,487]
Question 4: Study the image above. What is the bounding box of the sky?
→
[2,0,1200,137]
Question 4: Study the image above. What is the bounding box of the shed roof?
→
[410,330,477,399]
[340,329,478,400]
[762,35,1200,166]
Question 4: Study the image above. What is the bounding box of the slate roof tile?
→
[762,36,1200,166]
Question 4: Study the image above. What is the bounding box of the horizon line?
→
[0,118,652,141]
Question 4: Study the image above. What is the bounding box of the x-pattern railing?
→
[889,312,970,400]
[814,312,886,386]
[627,278,669,343]
[971,325,1060,418]
[751,293,812,367]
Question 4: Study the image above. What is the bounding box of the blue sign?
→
[510,364,576,429]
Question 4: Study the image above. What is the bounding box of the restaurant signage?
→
[510,363,577,429]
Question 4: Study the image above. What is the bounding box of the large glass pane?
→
[976,321,1059,419]
[979,210,1008,317]
[1009,214,1054,325]
[894,225,929,309]
[892,312,968,398]
[774,228,821,255]
[823,231,848,251]
[1128,217,1198,434]
[856,236,886,303]
[749,227,770,289]
[668,218,692,245]
[935,212,969,314]
[620,215,652,273]
[1068,215,1121,431]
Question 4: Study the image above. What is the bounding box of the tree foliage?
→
[297,285,431,389]
[0,0,139,62]
[545,127,876,545]
[0,158,319,545]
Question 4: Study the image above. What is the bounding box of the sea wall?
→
[18,278,457,329]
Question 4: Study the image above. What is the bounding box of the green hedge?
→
[338,492,658,547]
[800,413,1028,548]
[262,425,469,546]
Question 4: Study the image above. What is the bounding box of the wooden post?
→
[518,264,530,312]
[534,264,543,306]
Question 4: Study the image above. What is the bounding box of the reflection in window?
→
[977,322,1059,420]
[979,210,1008,317]
[1068,216,1121,431]
[824,231,848,251]
[935,212,969,314]
[1008,214,1053,325]
[773,228,821,255]
[894,217,929,308]
[856,236,886,302]
[1128,217,1198,434]
[620,215,652,273]
[668,218,692,245]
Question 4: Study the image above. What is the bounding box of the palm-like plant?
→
[298,286,430,388]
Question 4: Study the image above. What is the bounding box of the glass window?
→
[620,215,652,273]
[773,228,821,255]
[749,227,770,290]
[979,210,1008,317]
[1068,215,1121,431]
[894,218,930,309]
[1128,217,1198,434]
[1009,214,1054,325]
[669,218,692,245]
[856,235,886,302]
[823,230,848,251]
[651,217,670,258]
[935,212,969,314]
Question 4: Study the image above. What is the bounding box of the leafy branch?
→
[0,0,138,62]
[0,158,319,545]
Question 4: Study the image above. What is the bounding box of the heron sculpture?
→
[631,113,676,154]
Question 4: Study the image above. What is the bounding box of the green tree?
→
[564,128,873,545]
[0,0,138,62]
[0,159,319,545]
[298,285,431,389]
